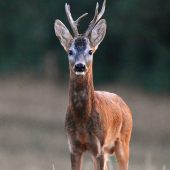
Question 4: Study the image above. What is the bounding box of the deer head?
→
[54,0,106,75]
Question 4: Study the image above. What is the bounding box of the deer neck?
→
[69,65,94,124]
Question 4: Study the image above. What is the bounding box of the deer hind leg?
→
[114,138,130,170]
[104,153,108,170]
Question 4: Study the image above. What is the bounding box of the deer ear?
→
[90,19,106,51]
[54,20,73,52]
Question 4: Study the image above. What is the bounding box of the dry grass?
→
[0,76,169,170]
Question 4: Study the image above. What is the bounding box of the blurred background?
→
[0,0,170,169]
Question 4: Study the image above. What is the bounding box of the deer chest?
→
[65,109,105,154]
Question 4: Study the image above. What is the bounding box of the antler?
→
[65,3,88,37]
[84,0,106,37]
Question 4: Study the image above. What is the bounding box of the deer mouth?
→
[74,63,87,75]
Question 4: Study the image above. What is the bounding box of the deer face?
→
[68,37,93,75]
[54,0,106,75]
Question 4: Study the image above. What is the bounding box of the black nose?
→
[74,63,86,72]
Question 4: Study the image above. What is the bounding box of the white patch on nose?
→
[75,61,86,66]
[75,72,86,75]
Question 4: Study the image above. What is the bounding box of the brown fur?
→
[54,2,132,169]
[65,61,133,170]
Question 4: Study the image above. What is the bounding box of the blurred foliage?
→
[0,0,170,92]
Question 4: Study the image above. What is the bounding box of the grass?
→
[0,77,169,170]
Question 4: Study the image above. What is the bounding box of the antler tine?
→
[65,3,78,37]
[85,0,106,37]
[84,3,99,37]
[75,13,88,25]
[67,4,70,12]
[65,3,88,37]
[97,0,106,21]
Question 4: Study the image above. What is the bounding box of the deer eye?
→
[89,50,92,55]
[69,50,73,55]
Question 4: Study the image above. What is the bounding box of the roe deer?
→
[54,0,132,169]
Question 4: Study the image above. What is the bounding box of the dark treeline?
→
[1,0,170,92]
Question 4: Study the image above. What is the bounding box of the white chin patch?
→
[75,72,86,75]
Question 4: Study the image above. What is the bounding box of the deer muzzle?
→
[74,63,87,75]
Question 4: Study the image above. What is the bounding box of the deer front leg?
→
[70,152,83,170]
[92,152,108,170]
[88,134,108,170]
[68,136,83,170]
